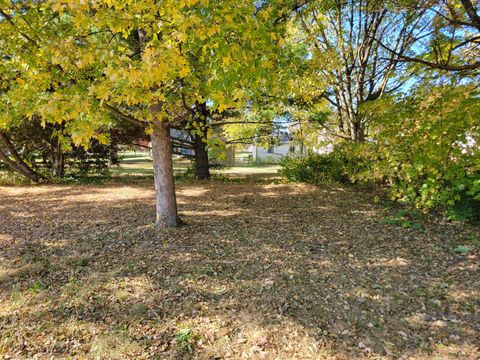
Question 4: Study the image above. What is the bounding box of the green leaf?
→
[453,245,472,254]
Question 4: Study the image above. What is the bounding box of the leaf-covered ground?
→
[0,181,479,359]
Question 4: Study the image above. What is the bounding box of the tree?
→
[189,102,214,180]
[0,129,42,181]
[0,0,290,227]
[292,0,426,142]
[381,0,480,72]
[2,116,140,179]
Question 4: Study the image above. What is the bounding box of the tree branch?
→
[104,103,148,127]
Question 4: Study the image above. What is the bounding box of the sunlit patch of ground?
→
[0,181,478,359]
[213,165,282,178]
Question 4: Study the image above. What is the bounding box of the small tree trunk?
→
[151,121,178,228]
[193,102,211,179]
[354,117,365,143]
[226,146,236,166]
[53,151,64,178]
[299,121,305,156]
[0,149,30,178]
[51,141,65,178]
[193,133,210,180]
[0,130,42,182]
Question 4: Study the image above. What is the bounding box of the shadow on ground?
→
[0,181,478,359]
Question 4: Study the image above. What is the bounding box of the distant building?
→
[249,131,305,163]
[249,130,333,163]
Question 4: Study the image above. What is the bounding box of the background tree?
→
[382,0,480,72]
[0,129,42,181]
[292,0,426,142]
[2,117,145,179]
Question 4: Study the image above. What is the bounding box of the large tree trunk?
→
[0,130,42,182]
[138,28,178,227]
[150,121,178,228]
[193,133,210,180]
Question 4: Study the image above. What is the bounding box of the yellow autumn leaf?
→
[179,66,191,78]
[232,88,244,101]
[218,102,229,112]
[97,133,110,145]
[222,56,231,67]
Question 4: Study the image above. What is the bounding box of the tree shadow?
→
[0,181,478,359]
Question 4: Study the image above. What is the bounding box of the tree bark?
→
[0,130,42,182]
[137,27,178,227]
[51,140,65,178]
[53,151,64,178]
[150,121,179,228]
[193,102,211,179]
[193,133,210,180]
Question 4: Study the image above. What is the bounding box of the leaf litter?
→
[0,181,478,359]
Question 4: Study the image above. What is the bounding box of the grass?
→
[212,165,281,178]
[0,150,280,184]
[0,179,479,359]
[109,151,282,179]
[110,151,191,176]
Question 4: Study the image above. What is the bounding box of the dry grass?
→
[0,181,479,359]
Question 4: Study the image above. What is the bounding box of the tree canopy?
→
[0,0,478,225]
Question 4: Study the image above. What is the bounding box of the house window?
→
[267,146,274,154]
[289,145,295,153]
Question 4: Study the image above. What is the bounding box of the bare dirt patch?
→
[0,182,478,359]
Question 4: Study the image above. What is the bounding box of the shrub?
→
[282,84,480,222]
[281,143,372,185]
[174,165,196,182]
[362,84,480,217]
[446,193,480,222]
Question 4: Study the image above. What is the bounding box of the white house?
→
[250,132,336,162]
[249,131,305,163]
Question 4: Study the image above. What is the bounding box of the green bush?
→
[0,170,31,185]
[281,143,371,185]
[174,165,196,182]
[282,84,480,222]
[362,84,480,219]
[446,193,480,222]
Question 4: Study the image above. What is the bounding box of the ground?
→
[108,151,281,179]
[0,180,479,359]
